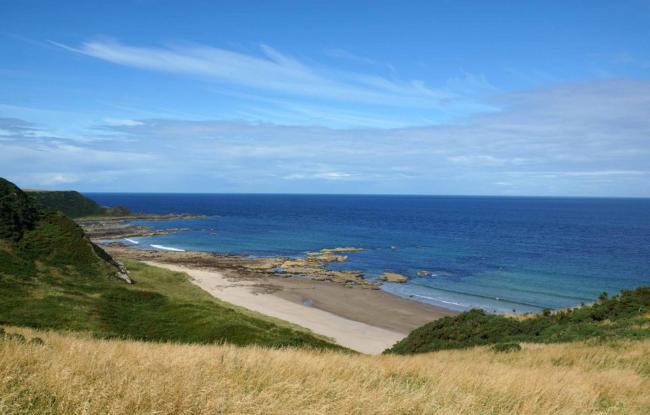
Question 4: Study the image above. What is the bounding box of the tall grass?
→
[2,327,649,414]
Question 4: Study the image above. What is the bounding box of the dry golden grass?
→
[1,327,649,415]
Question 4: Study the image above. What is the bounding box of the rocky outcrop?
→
[102,244,380,289]
[91,243,133,284]
[378,272,409,283]
[113,260,133,284]
[279,248,379,288]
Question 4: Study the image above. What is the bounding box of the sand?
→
[144,261,453,354]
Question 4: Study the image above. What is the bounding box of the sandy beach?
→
[145,262,404,353]
[104,244,456,353]
[143,261,455,353]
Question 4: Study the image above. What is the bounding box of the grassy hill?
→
[2,327,649,414]
[0,177,338,350]
[386,287,650,354]
[26,189,107,218]
[0,177,119,279]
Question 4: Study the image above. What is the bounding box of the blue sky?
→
[1,1,650,195]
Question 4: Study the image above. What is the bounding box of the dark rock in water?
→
[378,272,408,283]
[278,247,379,288]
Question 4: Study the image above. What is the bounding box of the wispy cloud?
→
[54,40,452,106]
[49,39,498,128]
[0,117,158,189]
[2,79,650,195]
[284,171,355,181]
[103,118,145,127]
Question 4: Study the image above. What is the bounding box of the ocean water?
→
[87,193,650,313]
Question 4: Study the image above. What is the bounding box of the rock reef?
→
[378,272,409,283]
[76,214,203,239]
[280,248,380,288]
[102,244,381,289]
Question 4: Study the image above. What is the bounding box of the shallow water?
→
[88,193,650,313]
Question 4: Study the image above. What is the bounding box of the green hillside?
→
[0,177,339,350]
[386,287,650,354]
[26,190,106,218]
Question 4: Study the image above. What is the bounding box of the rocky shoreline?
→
[89,215,413,290]
[76,213,205,239]
[102,244,384,289]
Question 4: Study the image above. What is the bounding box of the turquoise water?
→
[88,193,650,313]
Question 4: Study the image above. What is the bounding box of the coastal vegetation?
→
[25,188,135,218]
[3,176,650,413]
[1,242,338,349]
[0,177,338,350]
[1,327,649,414]
[26,189,111,218]
[387,287,650,354]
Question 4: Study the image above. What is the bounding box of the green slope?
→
[26,190,106,218]
[0,177,340,350]
[386,287,650,354]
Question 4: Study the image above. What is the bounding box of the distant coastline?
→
[84,193,650,314]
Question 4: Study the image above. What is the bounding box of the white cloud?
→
[53,40,490,113]
[284,171,354,181]
[2,79,650,195]
[103,118,145,127]
[32,173,80,185]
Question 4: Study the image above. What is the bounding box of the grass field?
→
[0,257,339,350]
[2,177,336,350]
[1,327,649,414]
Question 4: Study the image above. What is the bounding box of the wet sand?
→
[143,260,455,354]
[269,277,456,333]
[104,244,456,353]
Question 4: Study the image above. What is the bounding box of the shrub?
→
[386,286,650,355]
[491,342,522,353]
[29,337,45,346]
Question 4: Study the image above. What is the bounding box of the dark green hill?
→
[26,190,106,218]
[0,178,120,278]
[0,178,43,241]
[0,177,339,350]
[385,287,650,354]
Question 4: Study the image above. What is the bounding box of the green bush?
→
[386,286,650,355]
[491,342,521,353]
[29,337,45,346]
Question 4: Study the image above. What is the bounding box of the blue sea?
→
[87,193,650,313]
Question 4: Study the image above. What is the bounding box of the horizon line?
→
[75,191,650,200]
